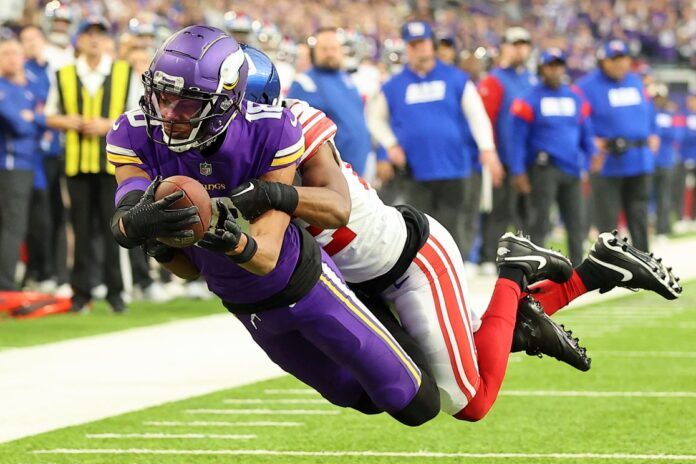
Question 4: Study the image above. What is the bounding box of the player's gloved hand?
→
[121,176,201,244]
[229,179,298,220]
[197,199,243,254]
[142,238,176,264]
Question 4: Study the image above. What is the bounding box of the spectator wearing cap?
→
[577,40,659,251]
[508,48,595,264]
[0,34,45,290]
[45,16,140,313]
[477,26,536,275]
[650,84,684,238]
[368,20,502,258]
[19,24,69,291]
[287,27,372,175]
[436,37,458,66]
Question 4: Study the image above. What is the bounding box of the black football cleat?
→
[496,232,573,284]
[587,230,682,300]
[511,296,591,372]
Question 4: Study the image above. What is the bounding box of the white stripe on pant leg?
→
[427,222,480,375]
[320,263,421,382]
[414,251,477,401]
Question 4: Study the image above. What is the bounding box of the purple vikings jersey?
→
[106,101,305,304]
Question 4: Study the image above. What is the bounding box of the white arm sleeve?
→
[461,80,495,152]
[367,91,398,149]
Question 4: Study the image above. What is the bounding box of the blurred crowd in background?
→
[0,0,695,313]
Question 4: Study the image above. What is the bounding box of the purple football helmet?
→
[140,25,249,152]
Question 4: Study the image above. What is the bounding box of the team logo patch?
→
[199,162,213,176]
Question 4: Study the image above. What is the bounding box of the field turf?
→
[1,282,694,464]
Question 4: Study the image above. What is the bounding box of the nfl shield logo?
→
[199,162,212,176]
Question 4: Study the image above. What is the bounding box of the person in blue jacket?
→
[367,20,501,257]
[287,27,372,176]
[681,93,696,226]
[0,34,45,290]
[20,24,66,289]
[650,83,684,237]
[477,26,537,274]
[509,49,595,265]
[577,40,658,251]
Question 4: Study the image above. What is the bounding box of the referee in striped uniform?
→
[46,16,139,313]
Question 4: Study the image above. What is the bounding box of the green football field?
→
[1,282,694,464]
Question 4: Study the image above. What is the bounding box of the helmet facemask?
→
[140,67,244,153]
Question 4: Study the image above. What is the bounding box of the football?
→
[154,175,212,248]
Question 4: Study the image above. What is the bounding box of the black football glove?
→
[121,176,200,244]
[142,238,176,264]
[230,179,298,220]
[197,199,242,254]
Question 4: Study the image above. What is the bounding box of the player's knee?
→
[390,374,440,427]
[453,401,490,422]
[350,391,383,415]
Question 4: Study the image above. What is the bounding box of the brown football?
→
[154,175,211,248]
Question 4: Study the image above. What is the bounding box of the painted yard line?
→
[264,388,318,395]
[500,390,696,398]
[592,350,696,358]
[32,449,696,460]
[143,421,304,427]
[223,399,329,405]
[186,408,340,415]
[85,433,256,440]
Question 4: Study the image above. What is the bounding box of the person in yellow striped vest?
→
[45,16,140,313]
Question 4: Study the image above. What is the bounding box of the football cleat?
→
[587,230,682,300]
[511,296,591,372]
[496,232,573,284]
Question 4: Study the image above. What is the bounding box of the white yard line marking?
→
[592,350,696,358]
[32,449,696,460]
[85,433,256,440]
[143,421,304,427]
[264,388,317,395]
[223,399,328,405]
[500,390,696,398]
[186,409,340,415]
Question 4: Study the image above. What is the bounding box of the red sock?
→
[528,270,588,316]
[455,278,520,422]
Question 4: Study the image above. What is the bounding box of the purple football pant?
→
[236,257,422,414]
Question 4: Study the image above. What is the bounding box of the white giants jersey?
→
[286,99,407,283]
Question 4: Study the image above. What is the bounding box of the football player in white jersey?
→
[226,46,586,420]
[230,46,682,419]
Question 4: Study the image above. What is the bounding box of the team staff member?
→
[20,24,68,290]
[288,28,372,176]
[45,16,140,313]
[0,34,44,290]
[651,84,684,238]
[509,49,595,265]
[478,27,536,275]
[368,20,502,257]
[577,40,658,251]
[682,93,696,225]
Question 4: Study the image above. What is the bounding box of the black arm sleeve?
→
[110,189,146,249]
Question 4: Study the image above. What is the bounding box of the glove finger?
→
[156,190,185,207]
[162,215,201,230]
[224,219,241,233]
[161,206,199,221]
[156,228,195,238]
[143,176,162,200]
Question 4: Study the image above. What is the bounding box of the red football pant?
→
[455,278,520,421]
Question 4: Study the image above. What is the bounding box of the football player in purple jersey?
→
[107,25,444,426]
